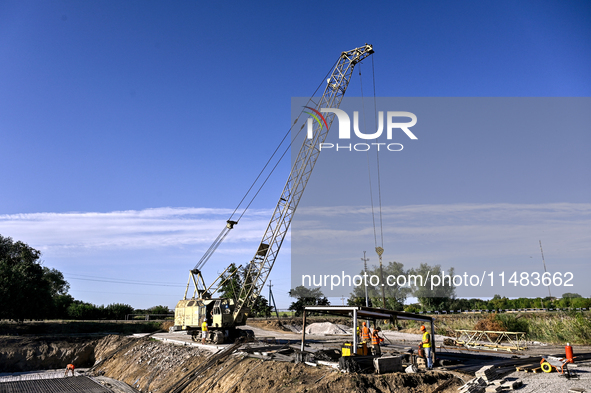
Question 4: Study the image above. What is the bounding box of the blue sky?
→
[1,1,590,309]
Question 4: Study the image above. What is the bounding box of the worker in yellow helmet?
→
[201,319,208,344]
[420,325,432,370]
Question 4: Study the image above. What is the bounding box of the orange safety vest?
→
[361,326,371,341]
[371,331,383,345]
[66,364,75,370]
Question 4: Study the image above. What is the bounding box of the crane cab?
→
[171,297,244,331]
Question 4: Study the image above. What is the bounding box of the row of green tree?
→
[346,262,455,311]
[4,234,586,320]
[346,261,590,312]
[0,234,171,321]
[402,293,591,313]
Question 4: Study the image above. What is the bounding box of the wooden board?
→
[515,363,539,371]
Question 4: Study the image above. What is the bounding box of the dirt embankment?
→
[0,336,98,372]
[92,335,461,393]
[0,330,462,392]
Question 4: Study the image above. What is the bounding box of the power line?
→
[68,277,185,287]
[73,290,180,297]
[64,272,185,287]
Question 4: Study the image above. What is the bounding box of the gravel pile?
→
[305,322,352,335]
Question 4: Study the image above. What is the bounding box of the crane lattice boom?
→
[234,44,374,321]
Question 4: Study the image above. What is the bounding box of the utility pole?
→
[340,295,346,305]
[361,251,370,307]
[267,280,280,320]
[376,246,386,309]
[539,240,552,299]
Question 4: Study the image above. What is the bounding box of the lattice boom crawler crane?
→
[170,44,374,344]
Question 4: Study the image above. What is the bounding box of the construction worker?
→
[371,327,384,356]
[64,363,75,377]
[420,325,432,370]
[201,319,208,344]
[361,321,371,342]
[356,324,360,340]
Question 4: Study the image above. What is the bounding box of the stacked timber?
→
[475,365,497,382]
[458,377,487,393]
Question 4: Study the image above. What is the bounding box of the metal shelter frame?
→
[301,306,435,354]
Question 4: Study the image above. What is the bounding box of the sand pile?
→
[305,322,352,335]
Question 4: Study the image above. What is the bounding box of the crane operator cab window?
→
[213,300,222,315]
[212,300,223,327]
[205,302,215,325]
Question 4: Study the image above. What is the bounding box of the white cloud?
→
[0,207,273,255]
[2,202,588,264]
[293,202,591,260]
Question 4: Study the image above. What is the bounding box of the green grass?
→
[526,312,591,344]
[412,312,591,345]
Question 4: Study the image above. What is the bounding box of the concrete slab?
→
[373,356,404,374]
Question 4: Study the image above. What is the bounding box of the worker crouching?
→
[64,363,75,377]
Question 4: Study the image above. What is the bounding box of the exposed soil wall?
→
[0,336,99,372]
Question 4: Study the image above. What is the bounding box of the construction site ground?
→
[1,320,590,392]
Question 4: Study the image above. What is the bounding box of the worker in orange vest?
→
[371,327,384,356]
[64,363,75,377]
[361,321,371,342]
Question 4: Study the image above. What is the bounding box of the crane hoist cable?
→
[359,64,378,249]
[361,58,387,308]
[371,55,387,308]
[193,58,340,272]
[359,61,384,251]
[373,55,385,250]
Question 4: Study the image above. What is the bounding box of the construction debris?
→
[405,364,418,373]
[500,379,523,390]
[457,366,523,393]
[458,376,487,393]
